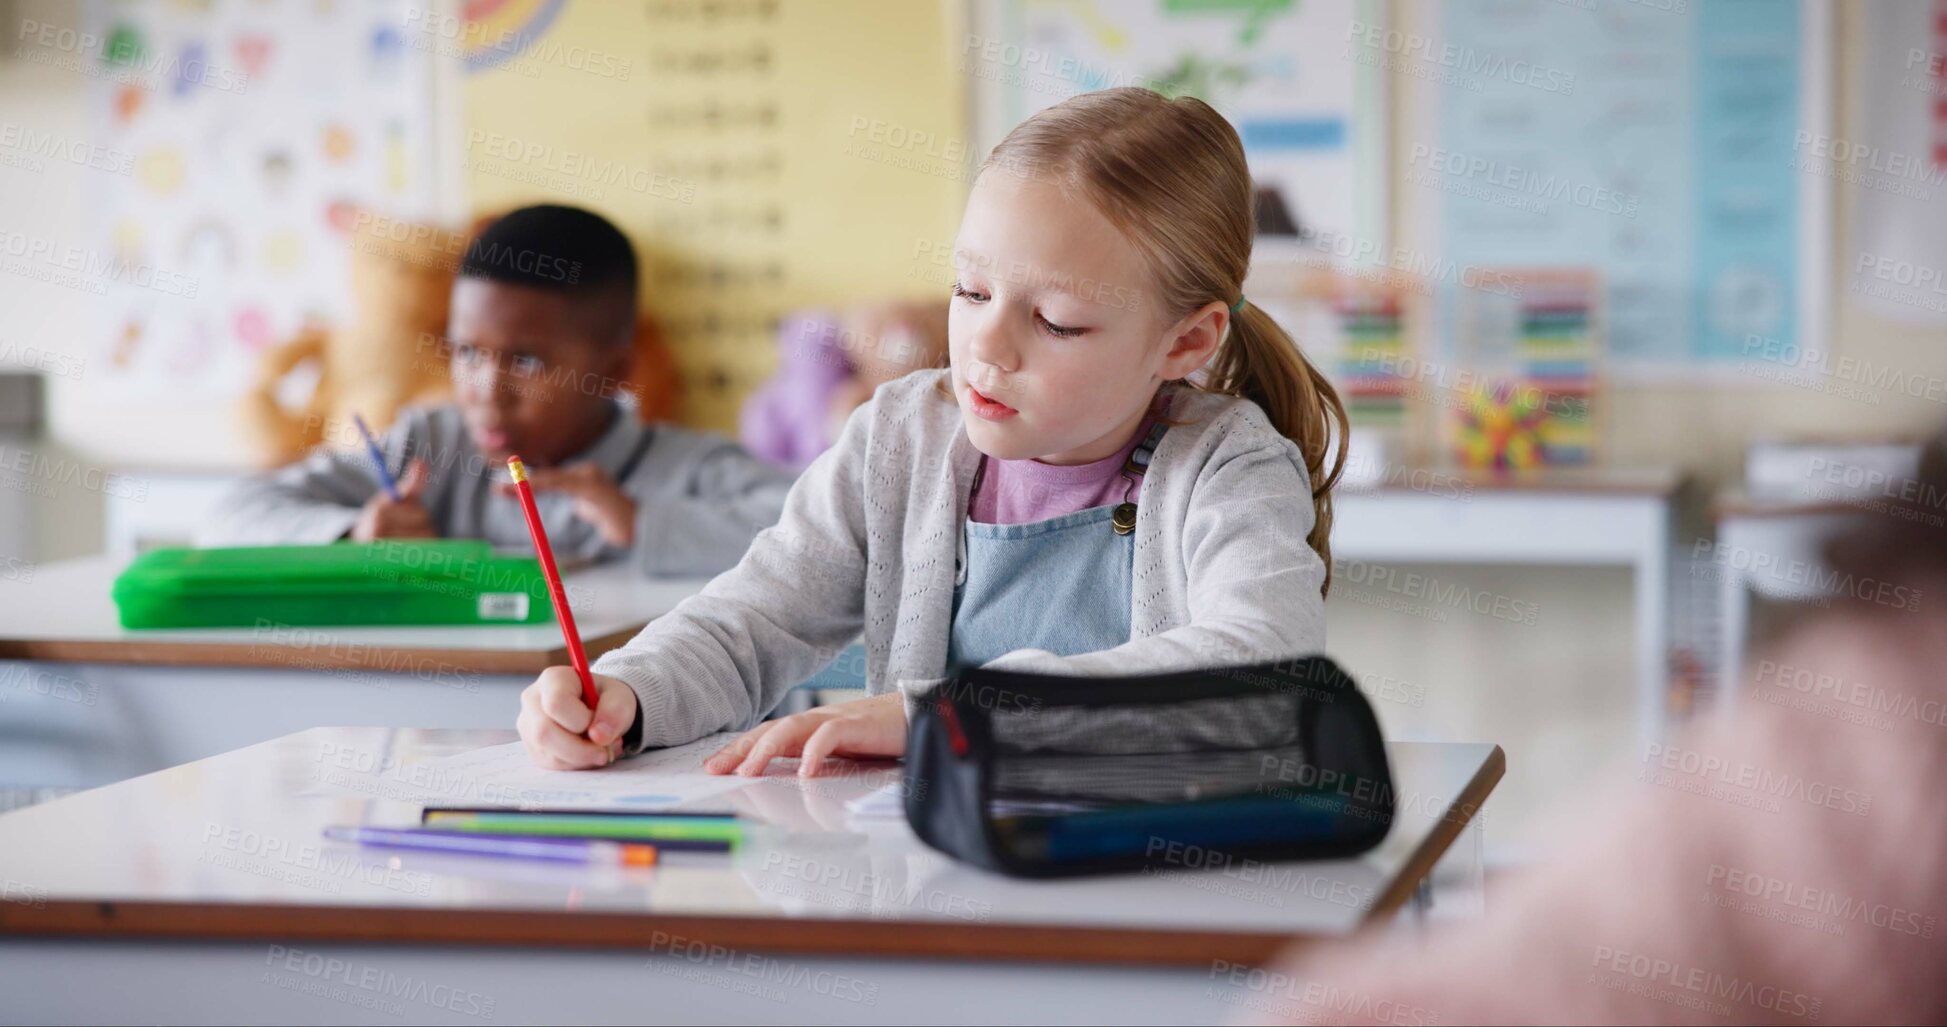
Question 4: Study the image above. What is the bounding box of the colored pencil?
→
[323,825,658,866]
[352,413,401,501]
[423,811,744,848]
[506,455,600,712]
[421,806,737,820]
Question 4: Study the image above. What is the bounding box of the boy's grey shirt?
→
[198,403,797,577]
[596,368,1329,751]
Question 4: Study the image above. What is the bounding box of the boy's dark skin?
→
[351,278,640,547]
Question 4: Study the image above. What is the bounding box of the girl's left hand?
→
[704,692,907,777]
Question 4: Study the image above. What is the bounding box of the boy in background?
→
[203,205,794,577]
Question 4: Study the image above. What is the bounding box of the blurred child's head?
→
[448,204,638,466]
[949,88,1347,580]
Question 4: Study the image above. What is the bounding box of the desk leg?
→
[1404,808,1488,931]
[1717,567,1749,715]
[1428,806,1487,923]
[1635,504,1672,745]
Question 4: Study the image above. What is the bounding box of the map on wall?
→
[967,0,1388,256]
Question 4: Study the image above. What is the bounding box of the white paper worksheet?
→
[304,732,757,810]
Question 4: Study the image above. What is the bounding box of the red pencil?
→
[507,456,601,712]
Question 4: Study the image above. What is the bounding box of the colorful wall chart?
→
[1335,287,1409,431]
[1405,0,1830,376]
[87,1,440,401]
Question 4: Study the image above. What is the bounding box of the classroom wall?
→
[0,0,107,563]
[13,2,1933,508]
[6,0,1941,851]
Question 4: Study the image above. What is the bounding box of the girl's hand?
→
[518,668,638,769]
[704,692,907,777]
[498,464,638,548]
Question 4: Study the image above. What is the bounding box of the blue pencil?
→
[323,825,658,866]
[351,413,401,501]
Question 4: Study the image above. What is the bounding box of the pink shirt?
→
[968,419,1154,525]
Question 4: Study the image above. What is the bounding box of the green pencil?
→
[423,812,745,848]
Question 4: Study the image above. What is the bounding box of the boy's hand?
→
[351,460,437,541]
[498,465,637,548]
[518,668,639,769]
[703,692,907,777]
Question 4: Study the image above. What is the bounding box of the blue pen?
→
[352,413,401,501]
[323,825,659,866]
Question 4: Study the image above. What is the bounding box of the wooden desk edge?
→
[0,747,1505,968]
[1710,496,1877,520]
[0,903,1302,968]
[0,624,644,675]
[1358,744,1506,927]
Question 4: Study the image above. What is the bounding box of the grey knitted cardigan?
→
[595,368,1327,751]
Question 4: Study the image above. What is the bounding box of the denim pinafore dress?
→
[945,417,1169,672]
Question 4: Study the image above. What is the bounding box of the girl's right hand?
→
[518,668,638,769]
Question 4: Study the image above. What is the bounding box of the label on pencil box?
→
[477,592,530,620]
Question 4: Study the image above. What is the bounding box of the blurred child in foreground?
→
[1259,430,1947,1025]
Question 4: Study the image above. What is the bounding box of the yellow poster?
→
[462,0,968,431]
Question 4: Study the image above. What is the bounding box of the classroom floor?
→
[1326,562,1640,865]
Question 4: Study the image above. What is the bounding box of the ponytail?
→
[1196,302,1348,594]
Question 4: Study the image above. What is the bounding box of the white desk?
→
[1709,494,1857,710]
[0,726,1502,1024]
[1334,468,1682,743]
[0,557,708,791]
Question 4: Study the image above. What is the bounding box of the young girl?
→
[517,87,1348,776]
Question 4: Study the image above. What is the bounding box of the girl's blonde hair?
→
[980,87,1348,592]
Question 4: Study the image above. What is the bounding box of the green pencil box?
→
[111,540,554,629]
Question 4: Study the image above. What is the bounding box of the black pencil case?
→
[903,656,1395,878]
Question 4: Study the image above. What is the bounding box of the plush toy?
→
[740,298,948,471]
[240,211,681,467]
[738,309,851,472]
